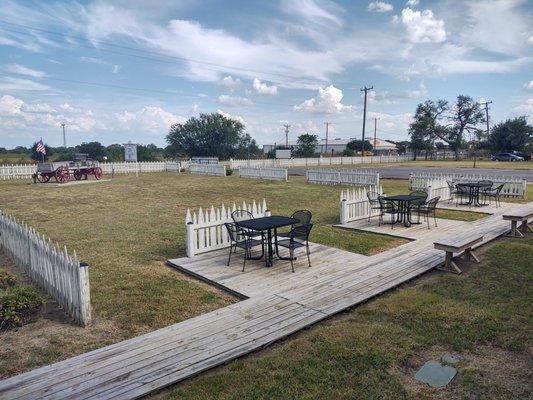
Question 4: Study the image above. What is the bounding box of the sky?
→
[0,0,532,149]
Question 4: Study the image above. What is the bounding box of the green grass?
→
[164,236,533,400]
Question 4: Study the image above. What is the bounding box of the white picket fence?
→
[230,155,409,169]
[238,167,288,181]
[189,163,226,177]
[410,172,527,198]
[307,169,380,186]
[185,199,269,257]
[340,186,383,224]
[0,210,91,325]
[0,161,183,180]
[409,177,451,201]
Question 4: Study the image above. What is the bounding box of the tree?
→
[294,134,318,157]
[30,141,51,161]
[166,113,251,159]
[488,117,533,154]
[346,139,373,154]
[77,141,107,161]
[106,144,124,162]
[53,146,77,161]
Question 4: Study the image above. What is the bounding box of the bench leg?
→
[520,220,531,236]
[464,247,480,263]
[437,251,462,274]
[507,220,524,238]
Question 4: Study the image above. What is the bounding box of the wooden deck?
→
[0,201,527,400]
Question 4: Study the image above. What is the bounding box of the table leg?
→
[507,220,524,238]
[404,201,412,227]
[266,228,273,267]
[437,251,462,274]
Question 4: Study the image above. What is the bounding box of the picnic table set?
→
[447,179,504,208]
[225,210,313,272]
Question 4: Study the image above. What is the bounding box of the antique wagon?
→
[33,154,103,183]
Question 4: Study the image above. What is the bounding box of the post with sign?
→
[123,142,138,177]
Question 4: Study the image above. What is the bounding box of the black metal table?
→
[236,216,298,267]
[456,182,491,207]
[382,194,422,227]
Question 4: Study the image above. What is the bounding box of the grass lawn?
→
[162,236,533,400]
[0,172,526,379]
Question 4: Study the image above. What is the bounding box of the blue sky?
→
[0,0,532,149]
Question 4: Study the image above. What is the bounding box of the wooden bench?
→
[434,233,484,274]
[503,208,533,238]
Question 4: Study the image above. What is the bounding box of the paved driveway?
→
[289,166,533,182]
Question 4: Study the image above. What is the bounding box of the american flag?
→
[36,140,46,155]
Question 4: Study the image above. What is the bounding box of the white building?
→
[262,137,398,155]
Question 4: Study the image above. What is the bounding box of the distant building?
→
[262,137,398,155]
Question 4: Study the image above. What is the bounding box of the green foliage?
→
[347,139,373,153]
[166,113,259,159]
[0,271,17,289]
[488,117,533,153]
[0,285,43,329]
[77,142,107,161]
[294,134,318,157]
[225,168,234,176]
[105,144,124,162]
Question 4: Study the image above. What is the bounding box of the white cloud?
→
[0,76,51,91]
[406,0,419,6]
[252,78,277,96]
[4,64,48,78]
[115,106,185,133]
[529,35,533,44]
[219,75,242,92]
[294,85,353,114]
[401,8,446,43]
[217,109,245,124]
[0,95,24,115]
[524,81,533,91]
[514,98,533,113]
[368,2,393,13]
[218,95,252,107]
[112,65,121,74]
[281,0,343,27]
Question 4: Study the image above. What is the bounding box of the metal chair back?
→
[367,191,381,205]
[224,222,244,243]
[291,210,312,228]
[290,223,313,243]
[231,209,254,223]
[425,196,440,211]
[409,190,428,205]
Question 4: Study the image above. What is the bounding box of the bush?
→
[0,271,17,289]
[0,285,43,329]
[226,168,234,176]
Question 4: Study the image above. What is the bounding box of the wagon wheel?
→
[36,173,51,183]
[54,166,70,183]
[73,169,83,181]
[93,167,103,180]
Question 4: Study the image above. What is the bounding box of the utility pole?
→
[360,86,373,158]
[283,124,291,147]
[60,122,67,148]
[476,100,492,168]
[373,117,379,153]
[324,122,331,155]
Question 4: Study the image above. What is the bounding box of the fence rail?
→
[340,186,383,224]
[238,167,288,181]
[307,169,380,186]
[230,155,409,169]
[0,211,91,325]
[410,172,527,198]
[185,199,269,257]
[189,163,226,177]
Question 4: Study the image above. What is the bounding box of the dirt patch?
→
[0,252,123,379]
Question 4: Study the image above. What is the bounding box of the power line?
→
[360,85,373,156]
[0,20,358,87]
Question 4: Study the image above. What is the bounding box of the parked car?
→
[491,153,525,162]
[511,151,531,161]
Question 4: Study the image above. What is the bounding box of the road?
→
[289,166,533,182]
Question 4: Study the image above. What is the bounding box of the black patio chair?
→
[367,191,382,222]
[483,183,504,207]
[417,196,440,229]
[224,222,264,272]
[276,223,313,272]
[231,209,262,239]
[455,183,469,206]
[446,180,458,203]
[278,210,312,238]
[409,190,428,222]
[378,196,397,229]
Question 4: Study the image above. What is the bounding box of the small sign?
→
[123,142,138,162]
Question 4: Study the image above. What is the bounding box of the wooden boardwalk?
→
[0,201,528,400]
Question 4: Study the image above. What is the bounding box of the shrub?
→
[0,270,17,289]
[226,168,234,176]
[0,285,43,329]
